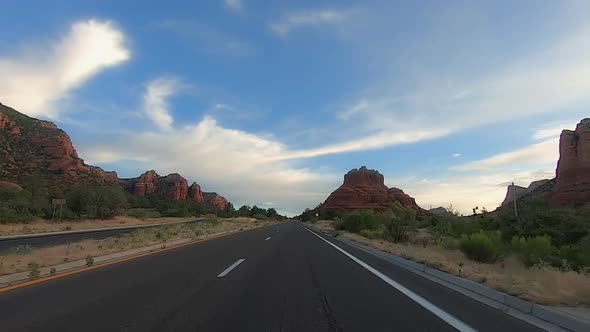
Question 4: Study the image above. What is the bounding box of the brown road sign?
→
[52,199,66,205]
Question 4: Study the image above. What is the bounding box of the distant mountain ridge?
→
[0,103,230,210]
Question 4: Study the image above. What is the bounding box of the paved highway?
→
[0,222,542,331]
[0,220,202,254]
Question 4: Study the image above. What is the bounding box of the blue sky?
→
[1,0,590,215]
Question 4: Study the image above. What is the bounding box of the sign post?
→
[52,199,66,222]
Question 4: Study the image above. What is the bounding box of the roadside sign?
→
[52,198,66,222]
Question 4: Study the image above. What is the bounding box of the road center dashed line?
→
[300,224,476,332]
[217,259,245,278]
[265,237,271,241]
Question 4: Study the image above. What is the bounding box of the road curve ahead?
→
[0,222,542,332]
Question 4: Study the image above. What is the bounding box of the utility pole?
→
[512,182,518,218]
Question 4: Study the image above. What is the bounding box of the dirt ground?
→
[308,220,590,306]
[0,216,198,236]
[0,217,274,276]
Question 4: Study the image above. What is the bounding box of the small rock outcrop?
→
[321,166,427,214]
[547,118,590,206]
[429,207,447,216]
[204,192,230,210]
[189,182,205,203]
[0,180,23,190]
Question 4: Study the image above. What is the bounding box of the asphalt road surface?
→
[0,220,202,254]
[0,221,543,331]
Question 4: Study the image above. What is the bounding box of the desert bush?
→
[385,202,417,242]
[252,213,268,220]
[337,210,389,234]
[67,185,129,219]
[360,228,385,239]
[0,187,35,223]
[459,231,503,263]
[511,235,556,267]
[11,245,33,255]
[28,262,41,280]
[558,236,590,271]
[85,256,94,267]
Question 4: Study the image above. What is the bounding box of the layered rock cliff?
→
[120,171,229,210]
[321,166,427,214]
[547,119,590,206]
[501,179,550,206]
[0,103,118,188]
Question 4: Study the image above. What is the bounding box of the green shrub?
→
[337,210,388,234]
[85,256,95,267]
[0,187,35,223]
[360,228,385,239]
[459,231,503,263]
[67,185,129,219]
[511,235,556,267]
[28,262,41,280]
[252,213,268,220]
[558,236,590,271]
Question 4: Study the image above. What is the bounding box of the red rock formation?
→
[132,170,158,196]
[160,173,189,200]
[189,182,205,203]
[0,103,117,187]
[322,166,427,214]
[0,180,23,190]
[204,192,230,210]
[547,119,590,206]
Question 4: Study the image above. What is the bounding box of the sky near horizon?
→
[1,0,589,216]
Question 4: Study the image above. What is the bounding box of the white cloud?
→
[531,121,577,140]
[453,139,558,172]
[452,153,461,158]
[269,9,349,37]
[398,168,555,214]
[82,115,339,216]
[224,0,242,11]
[0,19,130,118]
[142,78,182,131]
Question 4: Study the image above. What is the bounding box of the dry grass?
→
[309,220,590,306]
[0,217,274,276]
[0,216,198,236]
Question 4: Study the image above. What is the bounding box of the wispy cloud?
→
[269,9,350,37]
[0,19,130,119]
[452,139,559,172]
[142,78,183,131]
[338,24,590,147]
[224,0,242,11]
[452,153,461,158]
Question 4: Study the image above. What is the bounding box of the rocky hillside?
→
[0,103,117,188]
[320,166,427,214]
[547,118,590,206]
[500,179,550,206]
[0,103,230,210]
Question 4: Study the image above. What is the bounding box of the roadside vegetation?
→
[303,200,590,305]
[0,185,287,225]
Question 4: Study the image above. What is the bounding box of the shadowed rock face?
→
[501,180,550,207]
[322,166,427,214]
[204,192,230,210]
[548,119,590,206]
[0,103,118,187]
[189,182,205,203]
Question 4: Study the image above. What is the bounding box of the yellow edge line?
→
[0,227,252,294]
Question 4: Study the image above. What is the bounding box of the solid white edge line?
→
[265,237,271,241]
[217,258,246,278]
[300,224,477,332]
